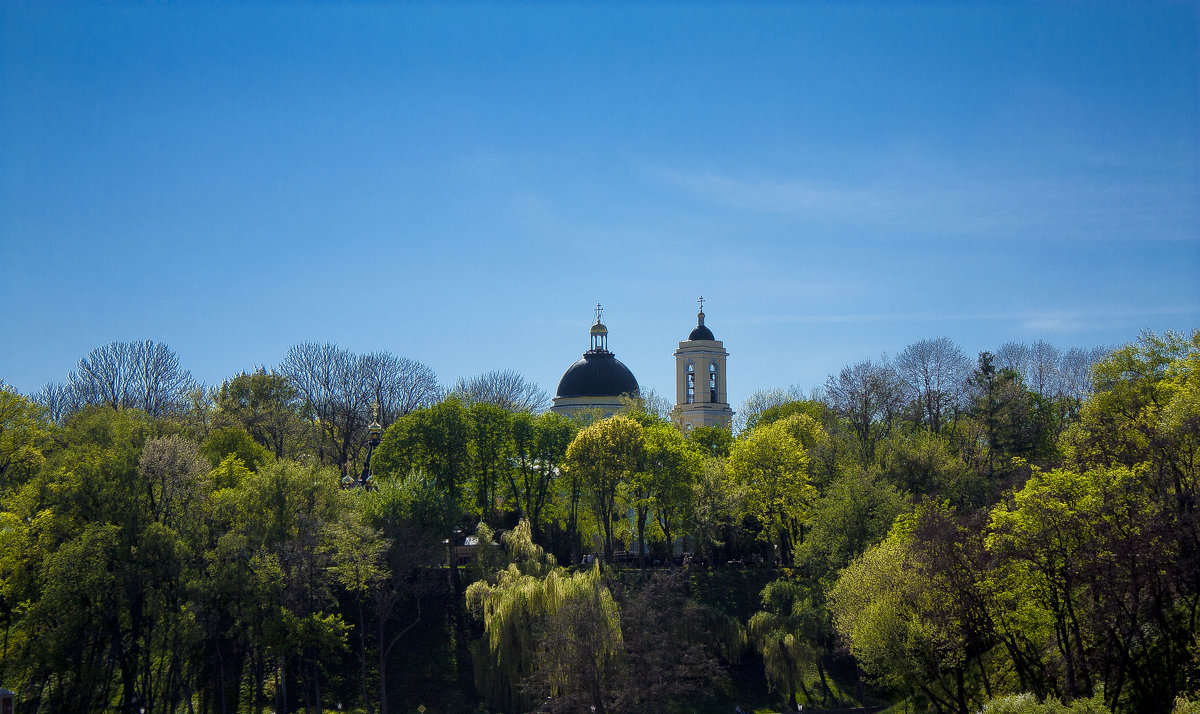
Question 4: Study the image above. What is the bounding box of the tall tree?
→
[642,421,701,560]
[468,402,513,523]
[727,415,818,566]
[824,358,906,458]
[565,416,644,564]
[215,368,306,459]
[54,340,197,418]
[896,337,970,433]
[508,410,575,543]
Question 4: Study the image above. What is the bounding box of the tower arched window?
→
[686,362,695,404]
[709,362,719,403]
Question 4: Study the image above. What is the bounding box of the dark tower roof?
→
[555,352,640,398]
[688,309,715,341]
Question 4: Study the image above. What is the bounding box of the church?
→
[550,300,734,430]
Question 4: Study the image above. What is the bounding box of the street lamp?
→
[359,402,382,491]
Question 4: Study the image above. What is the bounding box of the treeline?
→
[1,331,1197,713]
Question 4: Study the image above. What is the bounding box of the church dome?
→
[556,352,639,399]
[688,309,715,341]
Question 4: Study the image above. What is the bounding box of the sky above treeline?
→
[2,2,1198,411]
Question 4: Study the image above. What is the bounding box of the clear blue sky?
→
[2,1,1198,411]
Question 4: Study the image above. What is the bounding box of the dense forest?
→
[1,331,1197,713]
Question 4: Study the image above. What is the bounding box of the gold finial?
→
[698,296,704,312]
[372,401,379,421]
[594,302,604,324]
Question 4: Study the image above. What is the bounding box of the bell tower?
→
[674,297,734,430]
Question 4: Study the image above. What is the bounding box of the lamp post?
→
[359,402,383,491]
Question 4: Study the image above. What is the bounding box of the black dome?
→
[688,324,715,341]
[555,352,639,398]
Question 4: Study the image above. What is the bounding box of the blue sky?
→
[2,1,1197,410]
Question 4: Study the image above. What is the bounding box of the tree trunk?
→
[358,599,373,714]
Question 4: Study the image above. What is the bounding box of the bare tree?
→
[451,369,548,413]
[31,382,77,423]
[995,341,1032,379]
[361,352,441,424]
[281,342,357,467]
[1060,346,1107,402]
[72,340,136,409]
[824,358,907,455]
[46,340,196,418]
[735,385,805,433]
[132,341,197,417]
[895,337,970,433]
[1028,339,1063,399]
[280,343,441,469]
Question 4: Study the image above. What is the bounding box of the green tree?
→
[689,457,743,566]
[643,421,701,559]
[876,427,970,501]
[796,467,905,582]
[214,368,306,459]
[686,424,733,458]
[565,416,644,564]
[0,389,51,498]
[200,423,272,471]
[748,579,824,710]
[509,410,575,543]
[468,401,513,523]
[465,522,585,713]
[374,398,473,505]
[727,415,817,565]
[830,518,977,713]
[212,459,375,712]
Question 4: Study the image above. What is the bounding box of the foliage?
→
[564,415,643,562]
[687,423,734,458]
[796,467,906,581]
[199,423,272,470]
[981,692,1112,713]
[748,578,823,710]
[3,329,1196,713]
[830,510,980,713]
[727,414,819,565]
[214,367,306,459]
[0,389,51,497]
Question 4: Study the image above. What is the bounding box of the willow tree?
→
[465,523,618,713]
[748,579,823,711]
